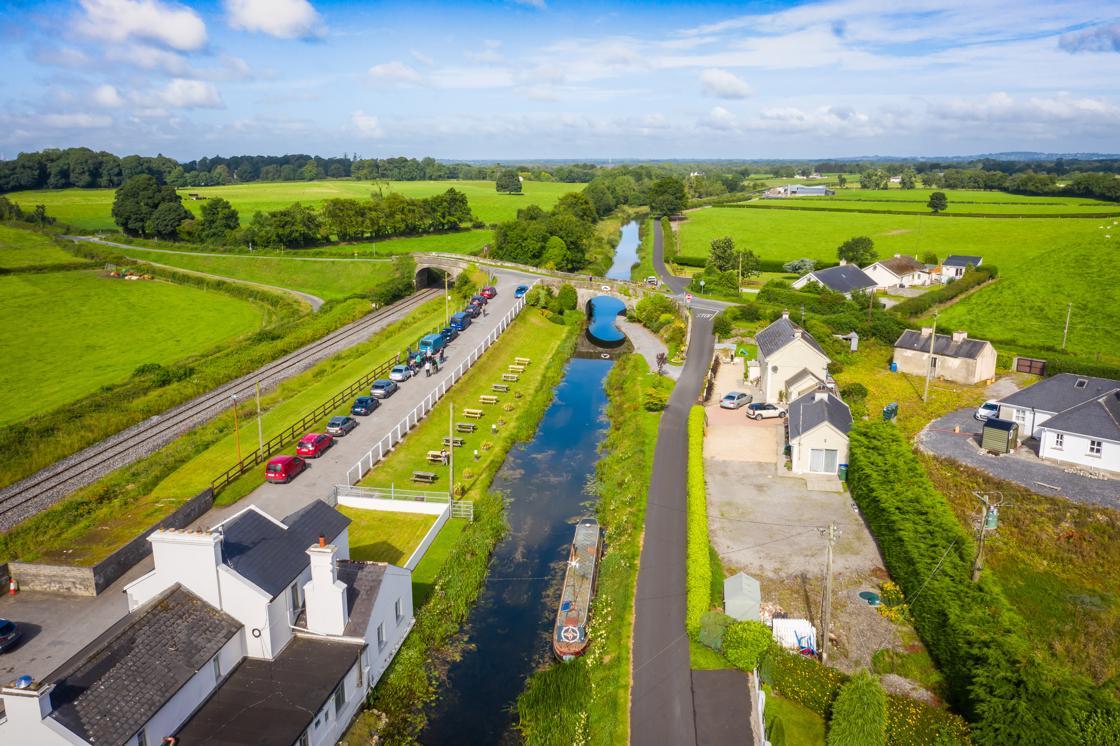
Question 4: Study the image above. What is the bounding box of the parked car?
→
[470,294,488,306]
[326,415,358,436]
[514,284,529,299]
[389,364,412,382]
[371,379,399,398]
[440,326,459,342]
[0,619,22,653]
[265,455,307,484]
[351,396,379,416]
[480,286,497,299]
[746,402,786,420]
[465,304,482,319]
[974,400,1001,421]
[449,311,471,331]
[645,276,659,287]
[719,391,752,409]
[296,432,334,458]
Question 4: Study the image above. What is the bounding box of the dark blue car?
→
[440,326,459,342]
[351,396,379,416]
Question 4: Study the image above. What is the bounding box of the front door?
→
[809,449,838,473]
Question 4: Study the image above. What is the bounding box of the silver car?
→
[389,365,412,382]
[720,391,752,409]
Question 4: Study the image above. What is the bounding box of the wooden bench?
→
[456,422,477,433]
[515,357,531,366]
[426,450,445,464]
[502,373,519,382]
[508,364,526,373]
[463,408,484,419]
[442,436,466,448]
[479,395,499,405]
[492,384,510,393]
[412,471,438,484]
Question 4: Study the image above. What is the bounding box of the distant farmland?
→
[6,179,578,231]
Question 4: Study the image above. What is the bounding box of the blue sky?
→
[1,0,1118,160]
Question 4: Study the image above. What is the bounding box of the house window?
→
[290,582,301,613]
[333,683,346,716]
[212,655,222,681]
[395,598,403,624]
[136,729,148,746]
[1012,408,1026,425]
[1089,440,1103,457]
[1053,433,1064,450]
[377,622,386,650]
[1075,378,1088,389]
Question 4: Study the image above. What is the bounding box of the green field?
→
[6,180,577,231]
[0,224,84,268]
[679,206,1119,356]
[0,270,265,425]
[744,187,1120,215]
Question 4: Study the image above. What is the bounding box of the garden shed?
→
[724,572,761,621]
[982,418,1019,454]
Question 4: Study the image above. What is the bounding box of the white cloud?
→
[368,61,423,86]
[154,79,224,109]
[76,0,207,51]
[410,49,434,66]
[511,0,546,8]
[225,0,324,39]
[350,111,384,138]
[92,84,125,108]
[41,113,113,129]
[31,46,91,69]
[1059,23,1120,53]
[701,105,737,130]
[699,68,751,99]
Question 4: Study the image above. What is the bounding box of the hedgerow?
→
[828,670,887,746]
[889,267,997,318]
[685,406,710,636]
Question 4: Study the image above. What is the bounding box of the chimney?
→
[838,259,847,266]
[0,680,55,728]
[920,326,933,337]
[781,309,790,320]
[793,329,803,339]
[952,330,967,343]
[814,389,829,402]
[304,543,348,636]
[143,529,224,609]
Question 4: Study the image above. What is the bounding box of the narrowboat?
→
[553,518,602,660]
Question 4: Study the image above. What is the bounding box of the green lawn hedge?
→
[828,670,887,746]
[686,405,711,636]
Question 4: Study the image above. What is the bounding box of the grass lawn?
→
[748,188,1120,215]
[7,180,577,231]
[763,685,827,746]
[116,246,396,300]
[409,517,467,607]
[0,224,82,268]
[339,507,437,565]
[358,310,572,494]
[0,270,265,426]
[679,207,1119,357]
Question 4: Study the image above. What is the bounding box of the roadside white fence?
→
[344,292,530,488]
[331,484,473,521]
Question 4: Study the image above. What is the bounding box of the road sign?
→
[686,293,693,303]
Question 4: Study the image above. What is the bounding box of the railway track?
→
[0,288,441,529]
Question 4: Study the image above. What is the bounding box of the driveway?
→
[918,409,1120,509]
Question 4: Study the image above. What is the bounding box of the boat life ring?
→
[561,625,580,643]
[601,285,610,292]
[600,353,610,359]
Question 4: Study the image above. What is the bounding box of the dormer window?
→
[1075,379,1088,389]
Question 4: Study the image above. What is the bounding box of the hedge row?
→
[757,284,853,315]
[828,670,887,746]
[715,203,1120,219]
[660,216,676,263]
[674,255,837,274]
[847,422,1116,745]
[889,267,997,318]
[685,406,710,636]
[0,260,100,275]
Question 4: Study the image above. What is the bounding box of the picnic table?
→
[502,373,519,382]
[412,471,438,484]
[492,384,510,393]
[456,422,477,433]
[426,450,445,464]
[479,395,499,405]
[442,436,466,447]
[463,408,484,419]
[508,364,526,373]
[515,357,531,366]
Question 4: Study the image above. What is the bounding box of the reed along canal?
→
[420,355,614,744]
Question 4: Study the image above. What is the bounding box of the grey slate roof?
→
[944,255,983,267]
[1040,389,1120,442]
[46,585,240,746]
[807,265,877,294]
[999,373,1120,414]
[173,636,362,746]
[221,500,351,597]
[894,330,991,360]
[294,560,389,637]
[788,390,853,440]
[754,316,827,358]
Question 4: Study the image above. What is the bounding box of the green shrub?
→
[839,383,868,403]
[760,647,847,718]
[711,311,733,338]
[556,283,578,311]
[828,670,887,746]
[643,386,668,411]
[685,406,710,635]
[698,611,731,651]
[723,620,774,671]
[635,293,680,332]
[886,694,972,745]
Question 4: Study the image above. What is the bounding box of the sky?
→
[1,0,1118,161]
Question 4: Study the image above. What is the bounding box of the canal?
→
[420,356,615,744]
[605,220,640,281]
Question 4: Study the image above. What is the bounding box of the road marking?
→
[695,312,714,319]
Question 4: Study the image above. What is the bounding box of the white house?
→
[791,262,878,297]
[787,389,853,475]
[863,254,930,289]
[0,501,414,746]
[938,255,983,282]
[997,374,1120,473]
[754,312,831,404]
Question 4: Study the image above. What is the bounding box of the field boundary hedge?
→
[686,405,710,636]
[0,260,101,275]
[712,203,1120,219]
[889,267,997,318]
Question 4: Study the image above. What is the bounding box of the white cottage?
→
[863,254,930,289]
[754,312,831,404]
[787,389,853,475]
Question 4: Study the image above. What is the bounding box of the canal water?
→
[605,220,640,280]
[420,356,614,744]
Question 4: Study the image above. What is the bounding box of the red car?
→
[296,432,334,458]
[265,455,307,484]
[480,286,497,299]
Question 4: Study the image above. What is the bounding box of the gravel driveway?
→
[917,409,1120,508]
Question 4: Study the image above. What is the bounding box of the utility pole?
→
[738,252,742,291]
[230,395,241,462]
[923,312,938,402]
[818,522,840,663]
[448,402,454,500]
[971,491,1003,582]
[445,273,450,329]
[255,382,264,452]
[800,304,805,326]
[1061,303,1072,351]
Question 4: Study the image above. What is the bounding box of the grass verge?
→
[686,405,710,636]
[763,685,827,746]
[515,354,664,745]
[341,508,437,565]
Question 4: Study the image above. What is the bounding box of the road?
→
[0,270,534,682]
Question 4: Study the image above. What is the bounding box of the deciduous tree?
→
[927,191,949,213]
[837,235,877,266]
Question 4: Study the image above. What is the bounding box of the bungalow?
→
[893,329,997,385]
[0,501,414,746]
[863,254,930,289]
[764,184,834,198]
[787,389,853,475]
[754,311,831,403]
[940,255,983,282]
[791,262,877,297]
